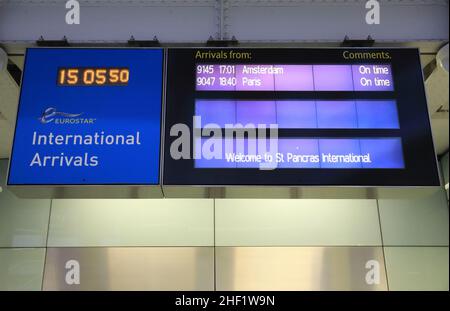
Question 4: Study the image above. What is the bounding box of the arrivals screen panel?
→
[164,48,439,186]
[8,48,164,185]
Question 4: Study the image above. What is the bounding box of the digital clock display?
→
[57,67,130,86]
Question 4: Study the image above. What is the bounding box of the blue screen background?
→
[8,48,163,185]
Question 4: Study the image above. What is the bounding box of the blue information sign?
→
[8,48,164,185]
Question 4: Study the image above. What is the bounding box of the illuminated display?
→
[196,64,394,91]
[58,68,129,86]
[8,48,163,186]
[193,63,401,169]
[164,48,440,187]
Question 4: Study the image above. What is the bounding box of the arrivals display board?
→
[7,48,164,186]
[163,48,440,187]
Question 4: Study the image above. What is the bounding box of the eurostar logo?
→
[38,107,95,124]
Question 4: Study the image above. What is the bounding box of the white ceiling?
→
[0,52,448,160]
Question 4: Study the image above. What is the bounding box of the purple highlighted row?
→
[195,100,400,129]
[196,64,394,91]
[194,138,404,169]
